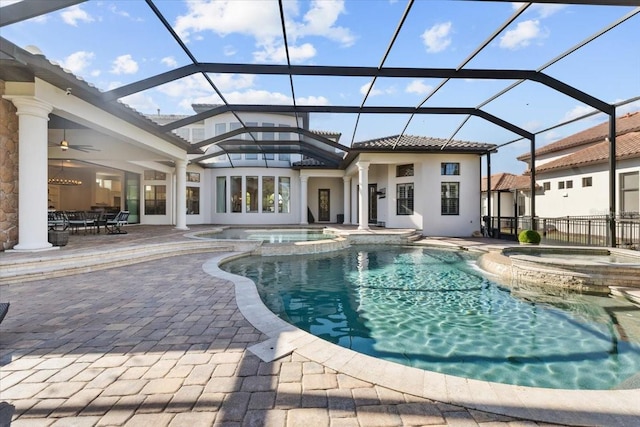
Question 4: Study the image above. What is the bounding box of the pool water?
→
[222,246,640,390]
[201,228,334,243]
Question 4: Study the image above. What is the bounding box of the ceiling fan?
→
[49,129,100,153]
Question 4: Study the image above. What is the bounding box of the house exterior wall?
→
[352,152,483,236]
[532,160,640,218]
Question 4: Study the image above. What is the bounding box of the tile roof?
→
[535,131,640,173]
[481,173,537,192]
[291,158,327,168]
[518,111,640,161]
[352,135,495,152]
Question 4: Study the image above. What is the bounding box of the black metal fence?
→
[484,215,640,249]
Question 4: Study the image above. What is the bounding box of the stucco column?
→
[342,176,351,225]
[9,97,54,251]
[175,158,189,230]
[300,175,308,225]
[357,161,369,230]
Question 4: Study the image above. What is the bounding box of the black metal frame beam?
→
[192,126,349,152]
[102,64,612,113]
[0,0,86,27]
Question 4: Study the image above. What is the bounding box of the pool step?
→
[0,241,235,285]
[610,286,640,307]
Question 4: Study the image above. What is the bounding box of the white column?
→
[342,176,351,225]
[300,175,308,225]
[175,158,189,230]
[9,97,54,251]
[357,161,369,230]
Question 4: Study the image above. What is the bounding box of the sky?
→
[1,0,639,175]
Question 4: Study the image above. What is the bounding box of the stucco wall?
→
[0,80,19,250]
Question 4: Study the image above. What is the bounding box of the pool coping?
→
[203,251,640,427]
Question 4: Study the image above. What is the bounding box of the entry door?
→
[368,184,378,224]
[318,189,330,221]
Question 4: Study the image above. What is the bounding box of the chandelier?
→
[48,160,82,186]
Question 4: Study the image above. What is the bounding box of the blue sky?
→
[1,0,639,174]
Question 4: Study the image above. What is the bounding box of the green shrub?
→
[518,229,541,244]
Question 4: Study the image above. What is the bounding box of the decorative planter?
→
[48,230,69,246]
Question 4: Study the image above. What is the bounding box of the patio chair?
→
[67,211,96,234]
[48,211,68,231]
[105,211,130,234]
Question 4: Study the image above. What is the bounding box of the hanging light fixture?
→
[48,160,82,186]
[60,129,69,151]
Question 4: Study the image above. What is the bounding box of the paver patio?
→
[0,226,635,426]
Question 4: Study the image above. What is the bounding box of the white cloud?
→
[405,79,433,95]
[111,54,138,75]
[293,0,355,46]
[156,74,256,100]
[253,42,316,63]
[563,105,596,121]
[161,56,178,68]
[120,92,159,113]
[421,22,452,53]
[297,95,329,105]
[512,3,567,18]
[58,51,95,74]
[173,0,354,63]
[499,20,544,50]
[221,89,293,105]
[60,5,94,26]
[360,81,381,96]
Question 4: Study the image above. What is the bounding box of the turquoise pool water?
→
[201,228,334,243]
[222,246,640,390]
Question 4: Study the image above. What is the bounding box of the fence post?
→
[587,220,591,246]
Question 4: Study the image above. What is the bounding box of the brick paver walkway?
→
[1,230,569,426]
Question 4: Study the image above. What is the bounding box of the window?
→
[215,123,226,136]
[621,172,639,215]
[229,123,242,160]
[246,176,258,212]
[396,164,414,177]
[396,183,414,215]
[543,182,551,191]
[246,121,258,140]
[231,176,242,213]
[144,170,166,180]
[582,177,592,187]
[279,124,291,141]
[279,177,290,213]
[566,180,573,189]
[262,176,275,213]
[216,177,226,213]
[192,128,204,143]
[187,172,200,182]
[262,122,275,141]
[558,181,565,190]
[441,182,459,215]
[279,153,291,162]
[245,153,258,160]
[441,162,460,175]
[187,187,199,215]
[144,185,166,215]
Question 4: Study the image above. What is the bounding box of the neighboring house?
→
[519,111,640,218]
[0,43,496,251]
[481,173,533,218]
[482,111,640,220]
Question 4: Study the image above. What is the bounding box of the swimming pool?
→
[222,245,640,390]
[199,228,335,243]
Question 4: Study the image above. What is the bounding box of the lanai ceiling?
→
[0,0,639,171]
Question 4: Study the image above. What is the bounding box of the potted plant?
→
[518,229,541,245]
